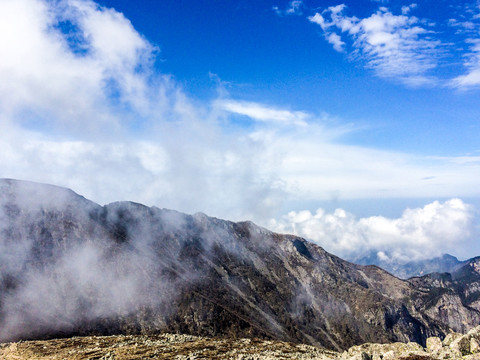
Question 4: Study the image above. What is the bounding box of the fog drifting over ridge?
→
[0,179,198,342]
[0,0,479,258]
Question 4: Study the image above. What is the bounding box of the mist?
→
[0,178,289,343]
[0,179,205,342]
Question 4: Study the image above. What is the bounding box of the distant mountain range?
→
[353,252,470,279]
[0,179,479,351]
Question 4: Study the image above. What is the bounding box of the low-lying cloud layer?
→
[269,198,477,262]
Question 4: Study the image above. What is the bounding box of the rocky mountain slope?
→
[0,179,479,351]
[2,326,480,359]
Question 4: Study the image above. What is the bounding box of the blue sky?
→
[0,0,479,263]
[95,0,480,155]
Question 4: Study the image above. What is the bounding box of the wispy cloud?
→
[307,1,480,89]
[217,100,309,126]
[309,4,440,86]
[448,2,480,89]
[269,199,476,262]
[401,3,417,15]
[273,0,303,16]
[265,130,480,202]
[326,32,346,52]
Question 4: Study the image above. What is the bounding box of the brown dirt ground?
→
[0,333,339,360]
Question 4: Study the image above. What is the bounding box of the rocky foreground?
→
[2,326,480,360]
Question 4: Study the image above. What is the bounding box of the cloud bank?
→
[269,198,477,263]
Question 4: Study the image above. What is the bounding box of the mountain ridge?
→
[353,252,470,279]
[0,179,479,350]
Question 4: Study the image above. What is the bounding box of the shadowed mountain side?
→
[0,179,479,350]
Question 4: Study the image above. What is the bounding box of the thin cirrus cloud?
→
[268,131,480,201]
[217,100,309,126]
[450,39,480,88]
[308,4,440,86]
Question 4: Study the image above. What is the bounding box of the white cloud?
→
[308,13,327,30]
[217,100,309,126]
[401,3,417,15]
[0,0,156,134]
[451,39,480,89]
[0,0,287,223]
[1,0,479,232]
[262,126,480,202]
[273,0,303,16]
[447,1,480,89]
[269,199,476,262]
[0,123,286,223]
[286,0,303,15]
[326,33,346,52]
[309,5,440,86]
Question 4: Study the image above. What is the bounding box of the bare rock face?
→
[339,326,480,359]
[340,341,429,360]
[443,332,463,346]
[0,179,480,351]
[408,270,480,335]
[426,337,443,353]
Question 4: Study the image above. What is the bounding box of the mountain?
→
[353,252,468,279]
[408,256,480,331]
[1,179,480,351]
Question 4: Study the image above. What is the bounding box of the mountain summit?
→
[0,179,479,350]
